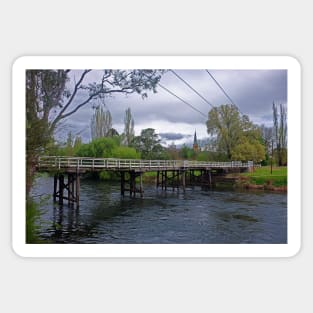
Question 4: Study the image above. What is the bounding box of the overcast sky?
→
[56,69,287,147]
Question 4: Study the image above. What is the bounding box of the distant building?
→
[193,130,199,152]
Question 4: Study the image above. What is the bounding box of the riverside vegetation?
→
[236,166,287,191]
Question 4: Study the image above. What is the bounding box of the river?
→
[31,176,287,244]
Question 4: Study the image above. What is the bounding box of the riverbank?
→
[40,166,287,192]
[235,166,287,192]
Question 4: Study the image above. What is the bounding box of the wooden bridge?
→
[38,156,254,207]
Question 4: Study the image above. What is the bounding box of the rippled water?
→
[31,176,287,244]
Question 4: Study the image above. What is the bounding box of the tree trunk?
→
[26,153,38,198]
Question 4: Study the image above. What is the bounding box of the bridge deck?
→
[38,156,253,173]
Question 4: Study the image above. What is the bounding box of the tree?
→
[231,138,265,163]
[123,107,135,146]
[76,137,119,158]
[272,102,287,166]
[132,128,166,159]
[111,146,141,159]
[207,105,242,159]
[73,135,82,149]
[49,69,163,132]
[206,104,264,162]
[107,128,119,137]
[26,69,163,195]
[179,145,194,159]
[90,105,112,139]
[259,124,273,162]
[167,142,179,160]
[65,131,74,155]
[26,70,68,195]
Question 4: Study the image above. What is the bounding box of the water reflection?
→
[48,205,93,243]
[33,177,287,244]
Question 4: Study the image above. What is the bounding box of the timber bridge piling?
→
[37,156,254,207]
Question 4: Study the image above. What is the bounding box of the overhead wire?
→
[157,82,207,119]
[142,71,207,119]
[170,70,215,109]
[205,69,244,115]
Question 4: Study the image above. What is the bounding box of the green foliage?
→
[231,138,265,163]
[49,134,84,157]
[242,166,287,187]
[249,176,287,187]
[107,128,119,137]
[179,145,195,159]
[26,70,69,195]
[74,143,90,157]
[123,107,135,146]
[195,151,209,161]
[166,144,179,160]
[26,70,68,157]
[75,137,117,157]
[132,128,168,159]
[73,136,82,150]
[155,148,170,160]
[26,197,45,243]
[111,146,141,159]
[75,137,140,159]
[99,171,119,181]
[206,104,266,162]
[259,124,273,161]
[245,166,287,176]
[206,104,241,159]
[64,131,74,156]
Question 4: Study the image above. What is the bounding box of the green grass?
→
[241,166,287,187]
[26,198,42,243]
[245,166,287,176]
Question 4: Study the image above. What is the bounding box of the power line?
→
[142,71,207,119]
[205,69,244,115]
[205,70,236,105]
[158,82,207,118]
[170,70,215,109]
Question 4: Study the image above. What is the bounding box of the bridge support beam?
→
[208,170,212,188]
[157,171,167,190]
[156,171,160,189]
[76,174,80,207]
[139,173,143,196]
[182,170,186,192]
[53,172,80,207]
[121,171,125,196]
[120,171,144,198]
[53,174,58,202]
[156,170,187,191]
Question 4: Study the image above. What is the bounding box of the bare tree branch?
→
[51,70,91,128]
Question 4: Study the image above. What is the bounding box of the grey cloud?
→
[58,69,287,144]
[159,132,192,140]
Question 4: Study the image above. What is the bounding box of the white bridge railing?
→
[38,156,254,171]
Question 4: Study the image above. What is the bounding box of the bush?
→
[111,146,141,159]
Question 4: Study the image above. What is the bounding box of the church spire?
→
[193,130,199,152]
[193,130,197,145]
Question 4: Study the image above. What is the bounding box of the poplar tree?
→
[123,107,135,146]
[272,102,287,166]
[90,105,112,139]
